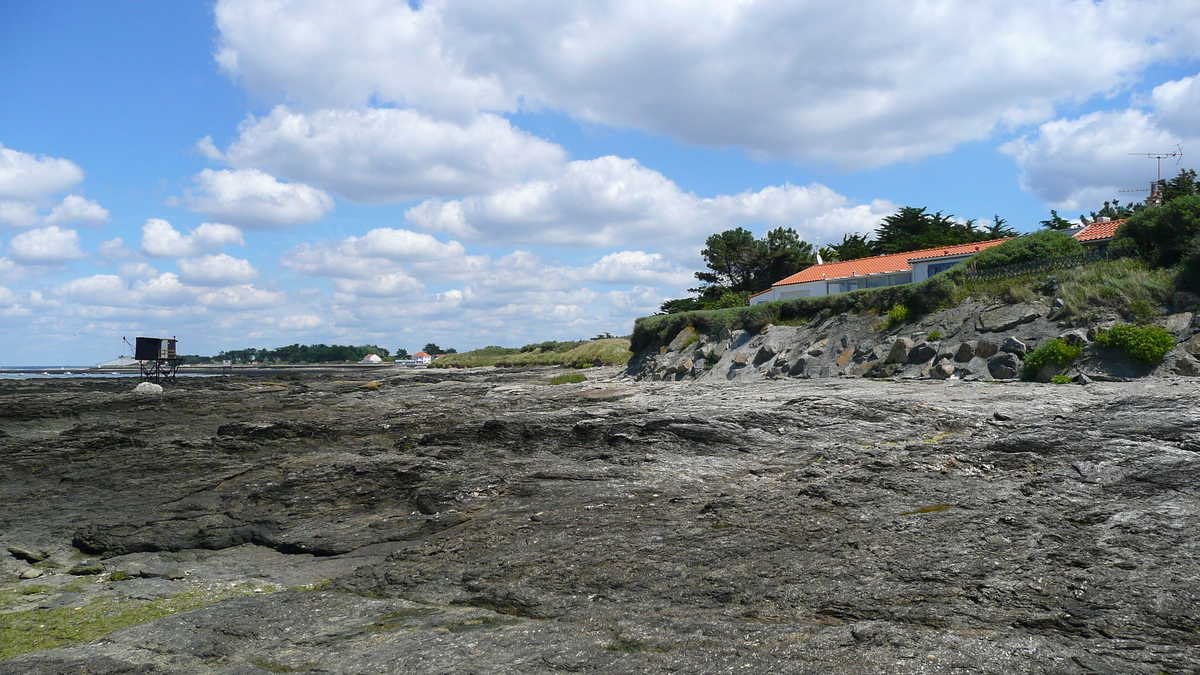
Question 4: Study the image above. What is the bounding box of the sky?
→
[2,1,1199,365]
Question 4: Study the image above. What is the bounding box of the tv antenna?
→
[1128,144,1183,183]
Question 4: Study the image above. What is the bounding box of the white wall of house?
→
[910,254,974,282]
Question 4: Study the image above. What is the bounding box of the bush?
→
[926,330,942,341]
[882,304,910,330]
[1093,324,1175,364]
[1178,231,1200,292]
[970,230,1084,271]
[1023,338,1082,379]
[1118,195,1200,267]
[1050,375,1073,384]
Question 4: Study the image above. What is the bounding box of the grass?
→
[432,338,632,369]
[549,373,587,385]
[1054,259,1174,323]
[0,587,261,660]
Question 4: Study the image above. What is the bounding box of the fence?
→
[959,244,1146,283]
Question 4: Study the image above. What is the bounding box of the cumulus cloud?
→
[0,201,40,227]
[198,284,286,310]
[282,228,465,279]
[8,226,86,264]
[212,106,566,203]
[332,272,424,298]
[45,194,109,226]
[279,314,324,330]
[0,143,84,200]
[176,254,259,286]
[55,273,194,308]
[406,156,893,247]
[213,0,1200,166]
[1002,75,1200,209]
[184,168,333,229]
[140,219,245,257]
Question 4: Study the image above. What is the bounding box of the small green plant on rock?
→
[881,304,910,330]
[704,350,720,369]
[549,373,587,385]
[926,330,942,341]
[1023,338,1083,379]
[1093,324,1175,364]
[1050,375,1073,384]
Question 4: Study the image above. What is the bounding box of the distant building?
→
[361,353,383,364]
[412,351,433,365]
[1072,218,1124,249]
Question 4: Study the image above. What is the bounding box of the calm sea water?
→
[0,366,136,380]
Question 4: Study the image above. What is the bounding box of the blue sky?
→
[2,1,1199,365]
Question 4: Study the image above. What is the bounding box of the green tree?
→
[1039,210,1074,231]
[423,343,443,355]
[693,227,761,293]
[871,207,986,254]
[751,227,817,291]
[986,215,1018,239]
[825,232,873,261]
[1157,168,1199,203]
[395,348,410,360]
[1117,194,1200,267]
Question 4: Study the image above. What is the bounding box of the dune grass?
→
[432,338,633,369]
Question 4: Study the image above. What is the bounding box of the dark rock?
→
[974,339,999,359]
[954,342,976,362]
[930,362,955,379]
[7,546,46,563]
[69,561,105,575]
[979,304,1043,332]
[907,343,937,364]
[886,338,914,364]
[988,352,1021,380]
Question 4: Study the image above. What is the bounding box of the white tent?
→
[361,354,383,364]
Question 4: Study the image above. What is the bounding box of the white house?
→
[750,238,1011,305]
[412,351,433,365]
[360,353,383,364]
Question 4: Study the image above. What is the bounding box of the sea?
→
[0,366,136,380]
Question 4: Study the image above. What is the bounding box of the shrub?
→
[1093,324,1175,364]
[1178,231,1200,292]
[1023,338,1082,379]
[1050,375,1073,384]
[1118,195,1200,267]
[1054,259,1174,323]
[704,350,720,369]
[882,304,910,330]
[970,230,1084,270]
[926,330,942,341]
[549,373,587,385]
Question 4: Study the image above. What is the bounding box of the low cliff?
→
[630,301,1200,383]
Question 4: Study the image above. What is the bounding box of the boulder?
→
[835,349,854,367]
[135,382,164,395]
[1165,312,1193,336]
[667,327,697,351]
[886,338,915,364]
[988,352,1021,380]
[20,568,42,580]
[732,353,750,367]
[979,304,1043,332]
[930,362,955,379]
[975,339,999,359]
[712,341,730,359]
[1185,333,1200,356]
[753,345,776,366]
[788,357,808,377]
[1173,354,1199,377]
[1000,336,1027,357]
[907,342,938,364]
[954,342,977,362]
[807,338,829,357]
[1059,329,1089,347]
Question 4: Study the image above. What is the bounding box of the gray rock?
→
[929,361,955,379]
[7,546,46,563]
[1173,353,1199,376]
[788,357,808,377]
[1052,297,1066,311]
[19,568,42,579]
[1165,312,1193,336]
[979,304,1043,332]
[988,352,1021,380]
[69,561,105,575]
[974,339,999,359]
[1059,329,1089,346]
[807,339,828,357]
[753,345,776,366]
[954,342,977,362]
[134,382,163,395]
[907,343,937,364]
[886,338,915,364]
[1000,336,1027,356]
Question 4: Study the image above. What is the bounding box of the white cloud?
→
[55,273,194,308]
[332,272,424,298]
[45,195,109,226]
[406,156,893,247]
[279,314,323,330]
[1150,75,1200,137]
[1002,99,1194,210]
[184,168,334,229]
[99,238,137,261]
[198,285,286,310]
[0,143,84,200]
[0,201,41,227]
[215,106,566,203]
[213,0,1200,166]
[282,228,465,279]
[8,226,86,264]
[140,219,245,257]
[176,254,259,286]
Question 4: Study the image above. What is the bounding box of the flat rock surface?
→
[1,368,1199,673]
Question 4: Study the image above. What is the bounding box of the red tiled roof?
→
[774,238,1011,287]
[413,351,431,357]
[1074,219,1123,242]
[749,288,772,299]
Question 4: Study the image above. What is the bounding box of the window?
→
[890,272,912,285]
[866,276,888,288]
[780,289,810,299]
[926,262,957,277]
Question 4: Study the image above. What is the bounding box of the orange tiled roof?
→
[774,238,1011,286]
[413,351,431,357]
[1074,219,1123,242]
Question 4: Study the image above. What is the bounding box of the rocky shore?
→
[2,366,1199,673]
[633,302,1200,383]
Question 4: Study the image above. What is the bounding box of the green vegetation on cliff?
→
[432,338,632,369]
